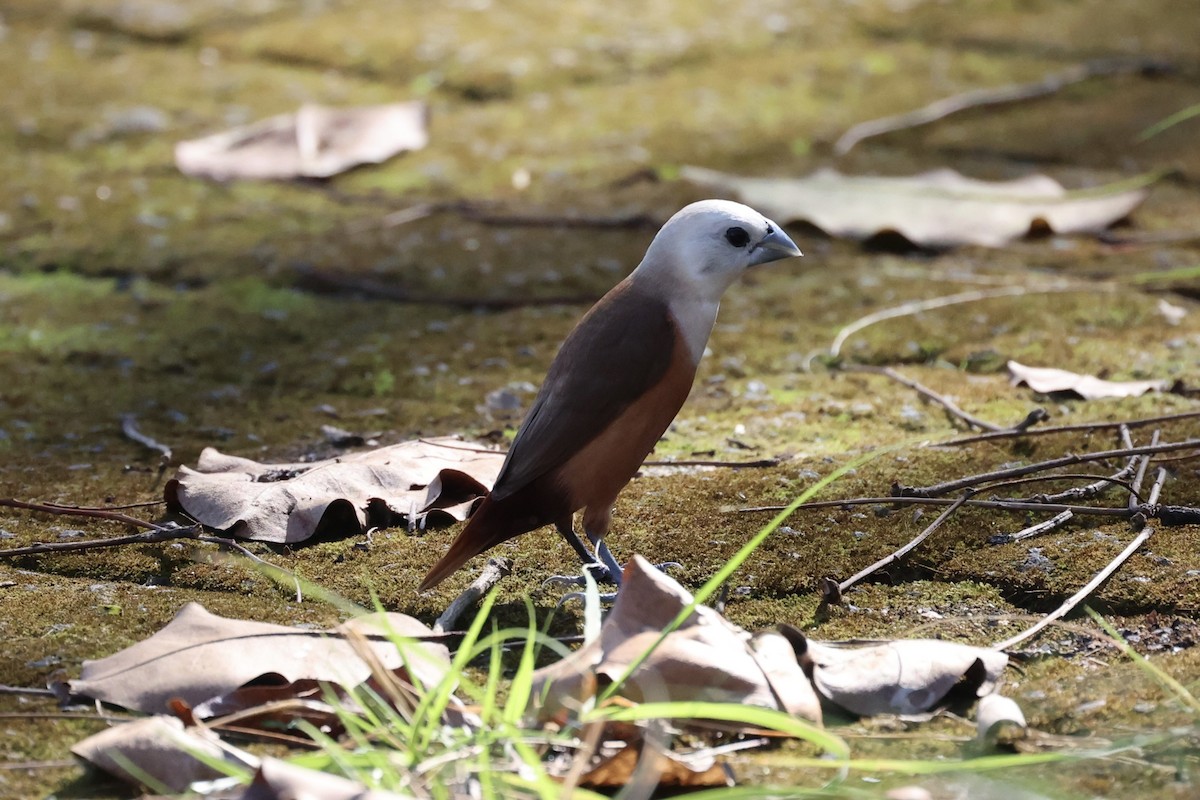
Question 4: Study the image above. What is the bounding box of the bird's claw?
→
[555,589,620,607]
[541,563,616,590]
[540,560,682,592]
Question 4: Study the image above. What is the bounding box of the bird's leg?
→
[590,535,624,586]
[544,515,619,585]
[555,517,599,566]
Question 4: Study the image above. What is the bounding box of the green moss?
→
[3,0,1200,796]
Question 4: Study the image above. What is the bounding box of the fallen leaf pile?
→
[66,557,1025,796]
[175,102,429,181]
[165,436,505,544]
[681,166,1150,248]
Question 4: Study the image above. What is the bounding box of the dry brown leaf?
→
[576,739,733,790]
[165,436,504,544]
[681,166,1149,248]
[530,556,821,724]
[790,631,1008,717]
[1007,360,1167,399]
[71,714,250,792]
[239,757,411,800]
[70,602,450,714]
[176,102,428,180]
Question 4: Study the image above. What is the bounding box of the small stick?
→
[737,495,1133,519]
[434,558,513,633]
[976,472,1140,503]
[834,58,1170,155]
[0,525,197,557]
[896,439,1199,498]
[1128,430,1159,511]
[0,498,159,530]
[829,287,1033,358]
[838,493,970,592]
[936,409,1200,448]
[992,527,1155,652]
[120,414,173,462]
[643,457,784,469]
[1146,467,1169,507]
[989,509,1074,545]
[844,365,1006,432]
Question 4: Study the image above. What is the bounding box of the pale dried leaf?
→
[70,602,449,713]
[681,166,1149,248]
[176,102,428,180]
[164,436,504,544]
[240,757,411,800]
[799,636,1008,717]
[71,714,247,792]
[530,556,821,724]
[1007,360,1166,399]
[976,693,1027,744]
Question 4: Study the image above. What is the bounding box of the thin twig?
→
[977,472,1140,504]
[0,498,274,566]
[936,409,1200,448]
[0,498,158,529]
[1128,430,1158,511]
[844,365,1008,432]
[826,285,1107,359]
[834,58,1171,155]
[0,525,203,557]
[895,439,1199,498]
[839,493,971,592]
[120,414,173,462]
[1146,467,1169,508]
[735,495,1172,521]
[989,509,1074,545]
[643,457,784,469]
[434,558,513,633]
[992,527,1155,652]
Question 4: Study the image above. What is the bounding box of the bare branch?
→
[434,558,513,634]
[992,527,1155,652]
[834,58,1171,155]
[838,493,971,592]
[988,509,1074,545]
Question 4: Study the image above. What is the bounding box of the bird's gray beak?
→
[748,225,802,266]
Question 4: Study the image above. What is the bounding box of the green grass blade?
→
[1137,103,1200,141]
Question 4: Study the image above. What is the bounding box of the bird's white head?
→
[632,199,802,302]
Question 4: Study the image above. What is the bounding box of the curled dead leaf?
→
[682,166,1150,248]
[530,556,821,724]
[164,436,504,544]
[976,693,1027,746]
[784,626,1008,717]
[71,714,252,792]
[70,602,450,714]
[176,102,428,181]
[1007,360,1166,400]
[239,757,410,800]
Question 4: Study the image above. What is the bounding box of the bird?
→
[419,199,801,591]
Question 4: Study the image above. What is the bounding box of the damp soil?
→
[3,0,1200,797]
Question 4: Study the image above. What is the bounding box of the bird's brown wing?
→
[488,280,678,503]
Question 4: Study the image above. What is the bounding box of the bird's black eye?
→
[725,226,750,247]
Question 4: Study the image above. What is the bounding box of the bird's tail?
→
[419,495,532,590]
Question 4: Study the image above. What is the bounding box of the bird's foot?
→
[540,560,682,591]
[541,563,617,590]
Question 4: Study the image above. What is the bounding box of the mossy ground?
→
[2,0,1200,797]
